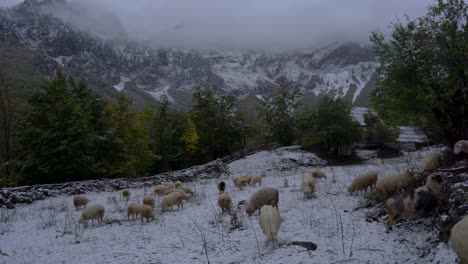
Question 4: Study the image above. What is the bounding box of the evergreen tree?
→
[371,0,468,143]
[259,77,301,146]
[16,72,111,183]
[191,88,243,161]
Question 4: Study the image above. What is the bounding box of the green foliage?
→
[364,112,399,145]
[259,77,302,146]
[14,72,155,184]
[180,118,199,156]
[191,88,243,161]
[371,0,468,142]
[315,96,363,154]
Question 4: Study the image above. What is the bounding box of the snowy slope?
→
[0,146,458,264]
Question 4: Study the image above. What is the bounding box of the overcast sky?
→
[3,0,434,50]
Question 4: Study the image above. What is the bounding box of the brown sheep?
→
[161,192,185,212]
[217,193,232,214]
[73,195,90,210]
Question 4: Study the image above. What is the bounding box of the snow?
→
[146,85,175,103]
[0,146,458,264]
[52,56,72,67]
[113,77,130,92]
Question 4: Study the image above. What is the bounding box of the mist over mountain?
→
[0,0,431,110]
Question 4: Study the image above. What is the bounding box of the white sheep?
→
[161,181,175,188]
[233,177,248,190]
[80,204,105,225]
[154,184,171,195]
[218,193,232,214]
[258,206,282,247]
[140,205,155,223]
[385,174,443,231]
[301,173,316,199]
[122,189,131,202]
[246,187,279,216]
[127,203,141,221]
[348,170,378,194]
[420,152,442,173]
[161,192,184,212]
[454,140,468,154]
[143,195,155,209]
[73,195,90,210]
[217,181,226,194]
[175,181,184,188]
[376,171,413,201]
[450,215,468,264]
[164,188,190,200]
[250,176,263,187]
[312,170,327,180]
[177,185,194,196]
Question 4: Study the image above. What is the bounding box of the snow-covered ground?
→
[0,146,458,264]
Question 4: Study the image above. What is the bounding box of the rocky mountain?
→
[0,0,378,110]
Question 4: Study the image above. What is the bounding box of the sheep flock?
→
[1,143,466,263]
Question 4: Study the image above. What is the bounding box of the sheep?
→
[177,185,194,196]
[233,177,248,190]
[301,173,316,199]
[127,203,141,221]
[80,204,105,225]
[258,206,282,247]
[164,188,191,200]
[385,174,443,231]
[161,192,184,212]
[217,193,232,214]
[348,170,378,194]
[250,175,263,187]
[140,205,155,223]
[246,187,279,216]
[420,152,442,173]
[161,181,175,188]
[217,181,226,194]
[450,215,468,264]
[122,189,131,202]
[244,176,253,184]
[376,171,413,201]
[454,140,468,154]
[154,184,171,195]
[73,195,90,210]
[143,195,155,209]
[311,170,327,180]
[175,181,184,188]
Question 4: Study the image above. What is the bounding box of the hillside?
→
[0,146,460,263]
[0,0,378,110]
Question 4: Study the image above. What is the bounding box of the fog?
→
[10,0,433,50]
